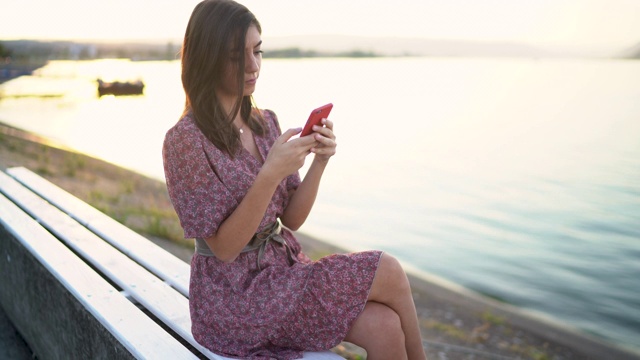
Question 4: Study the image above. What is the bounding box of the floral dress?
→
[163,109,382,360]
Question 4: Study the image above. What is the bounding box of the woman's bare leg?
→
[368,253,427,360]
[344,302,407,360]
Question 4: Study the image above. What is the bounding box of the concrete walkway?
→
[0,305,33,359]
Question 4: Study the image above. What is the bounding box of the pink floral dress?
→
[163,110,382,360]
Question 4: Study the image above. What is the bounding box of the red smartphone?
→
[300,103,333,137]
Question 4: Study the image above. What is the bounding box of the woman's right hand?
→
[261,128,317,181]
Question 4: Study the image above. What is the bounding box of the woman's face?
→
[217,24,262,101]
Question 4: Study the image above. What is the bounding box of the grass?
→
[63,153,85,176]
[424,319,468,341]
[481,310,506,326]
[306,248,334,261]
[0,128,194,250]
[146,216,171,239]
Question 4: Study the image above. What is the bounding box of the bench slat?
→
[6,166,191,297]
[0,192,199,360]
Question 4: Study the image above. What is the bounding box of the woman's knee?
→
[344,302,405,352]
[371,253,411,299]
[374,303,404,336]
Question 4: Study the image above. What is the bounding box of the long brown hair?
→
[181,0,265,155]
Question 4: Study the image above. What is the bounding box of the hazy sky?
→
[3,0,639,52]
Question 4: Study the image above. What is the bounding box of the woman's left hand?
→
[282,118,335,229]
[309,118,337,162]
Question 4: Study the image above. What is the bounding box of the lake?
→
[1,57,639,352]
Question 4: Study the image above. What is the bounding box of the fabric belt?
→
[195,220,296,270]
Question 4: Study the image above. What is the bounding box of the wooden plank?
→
[6,166,190,297]
[0,193,198,360]
[0,171,226,359]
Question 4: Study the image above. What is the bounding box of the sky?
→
[2,0,640,54]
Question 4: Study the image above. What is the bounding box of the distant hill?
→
[262,35,622,59]
[264,35,547,57]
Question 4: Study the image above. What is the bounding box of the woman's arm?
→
[204,128,317,262]
[281,119,337,230]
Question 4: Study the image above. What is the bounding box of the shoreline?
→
[1,121,638,360]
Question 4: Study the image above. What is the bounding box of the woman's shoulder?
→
[172,111,198,131]
[257,108,277,123]
[165,112,201,142]
[163,113,213,158]
[256,108,281,134]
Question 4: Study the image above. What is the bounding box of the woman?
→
[162,1,427,359]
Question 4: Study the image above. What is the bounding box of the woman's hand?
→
[309,118,337,163]
[261,128,317,182]
[280,118,335,230]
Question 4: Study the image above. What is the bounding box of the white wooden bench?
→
[0,175,198,359]
[0,166,343,360]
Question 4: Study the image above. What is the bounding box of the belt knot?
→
[195,220,296,270]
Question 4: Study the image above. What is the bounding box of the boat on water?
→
[97,78,144,97]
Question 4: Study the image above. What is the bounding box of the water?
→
[1,58,639,352]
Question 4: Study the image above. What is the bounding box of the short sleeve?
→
[162,120,236,239]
